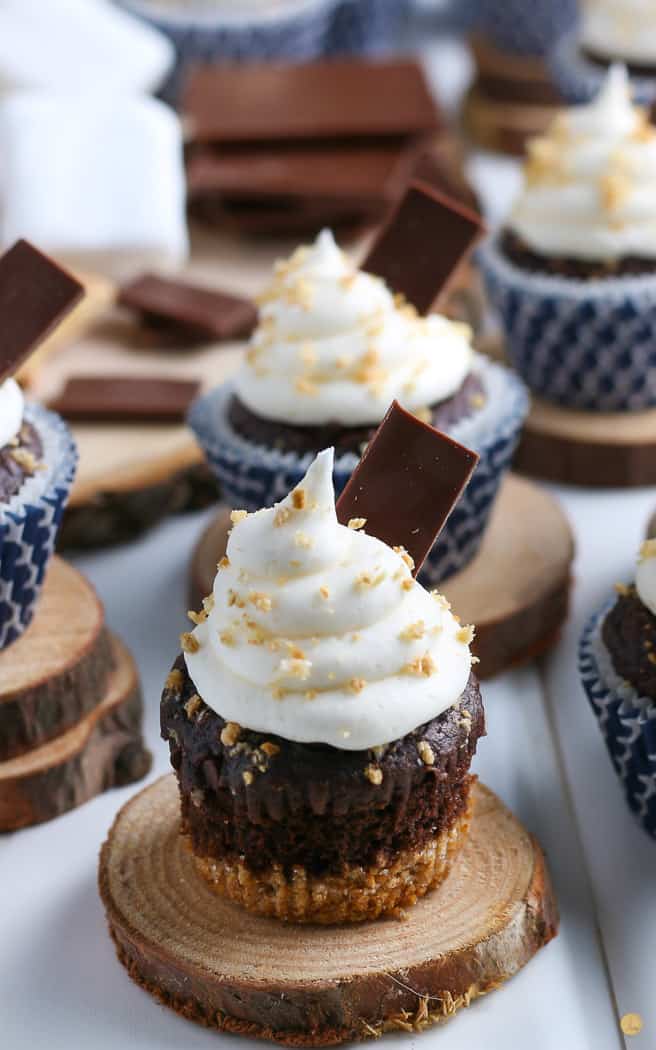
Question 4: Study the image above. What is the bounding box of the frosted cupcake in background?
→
[479,66,656,411]
[552,0,656,105]
[190,228,527,584]
[579,539,656,840]
[0,242,80,649]
[162,449,485,922]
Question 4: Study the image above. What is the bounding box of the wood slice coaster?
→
[188,474,574,679]
[99,775,558,1047]
[514,397,656,488]
[0,557,112,761]
[0,635,151,831]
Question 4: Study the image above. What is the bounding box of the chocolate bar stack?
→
[183,58,475,236]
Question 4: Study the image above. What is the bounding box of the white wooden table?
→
[1,36,654,1050]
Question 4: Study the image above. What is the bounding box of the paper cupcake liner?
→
[188,353,528,584]
[478,234,656,412]
[551,30,656,105]
[119,0,337,103]
[0,404,78,651]
[579,603,656,839]
[465,0,577,57]
[324,0,412,56]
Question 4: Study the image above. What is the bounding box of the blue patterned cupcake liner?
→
[458,0,578,57]
[0,404,78,651]
[118,0,338,103]
[478,234,656,412]
[188,353,528,585]
[551,30,656,105]
[579,603,656,840]
[324,0,412,56]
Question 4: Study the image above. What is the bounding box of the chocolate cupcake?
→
[552,1,656,106]
[579,539,656,839]
[190,229,527,584]
[162,449,484,923]
[479,66,656,412]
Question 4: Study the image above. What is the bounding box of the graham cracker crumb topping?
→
[220,722,242,747]
[347,517,367,531]
[365,764,383,785]
[417,740,435,766]
[180,632,200,654]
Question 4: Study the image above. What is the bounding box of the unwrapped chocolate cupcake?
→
[579,539,656,839]
[190,228,527,583]
[479,65,656,412]
[553,0,656,106]
[162,449,485,923]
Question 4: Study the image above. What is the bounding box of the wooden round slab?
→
[0,557,111,761]
[0,635,151,831]
[514,397,656,488]
[99,775,557,1047]
[189,474,574,679]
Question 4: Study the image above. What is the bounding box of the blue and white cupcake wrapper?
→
[324,0,412,56]
[119,0,338,103]
[478,234,656,412]
[551,30,656,106]
[188,353,528,585]
[579,603,656,840]
[452,0,577,57]
[0,404,78,651]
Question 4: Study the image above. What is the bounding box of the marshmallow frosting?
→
[636,539,656,615]
[234,230,473,426]
[508,66,656,261]
[0,378,24,449]
[184,449,474,750]
[582,0,656,66]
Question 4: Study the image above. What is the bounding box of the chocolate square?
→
[49,376,201,423]
[119,274,257,342]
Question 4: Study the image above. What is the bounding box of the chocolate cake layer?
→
[0,422,43,502]
[581,48,656,80]
[501,229,656,280]
[227,372,485,459]
[602,588,656,701]
[161,657,484,877]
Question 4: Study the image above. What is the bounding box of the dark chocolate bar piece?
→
[119,274,257,342]
[0,240,84,384]
[49,376,201,423]
[362,181,485,314]
[184,59,441,144]
[336,400,479,575]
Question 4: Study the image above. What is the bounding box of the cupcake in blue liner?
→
[478,66,656,413]
[579,540,656,839]
[470,0,578,57]
[552,1,656,106]
[118,0,338,103]
[189,229,528,584]
[324,0,412,56]
[0,395,77,650]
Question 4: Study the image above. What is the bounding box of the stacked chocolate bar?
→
[183,58,475,236]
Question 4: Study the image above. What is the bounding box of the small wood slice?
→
[0,557,111,761]
[0,635,151,831]
[99,775,558,1047]
[514,397,656,488]
[189,474,574,679]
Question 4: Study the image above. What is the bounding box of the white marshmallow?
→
[0,0,174,96]
[0,93,189,278]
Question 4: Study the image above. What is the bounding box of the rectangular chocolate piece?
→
[336,400,479,575]
[119,274,257,341]
[362,180,485,314]
[49,376,201,423]
[0,239,84,384]
[184,59,441,144]
[186,142,414,204]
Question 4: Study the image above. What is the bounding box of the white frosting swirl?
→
[582,0,656,66]
[185,449,474,750]
[508,66,656,261]
[636,538,656,615]
[234,229,473,426]
[0,378,24,449]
